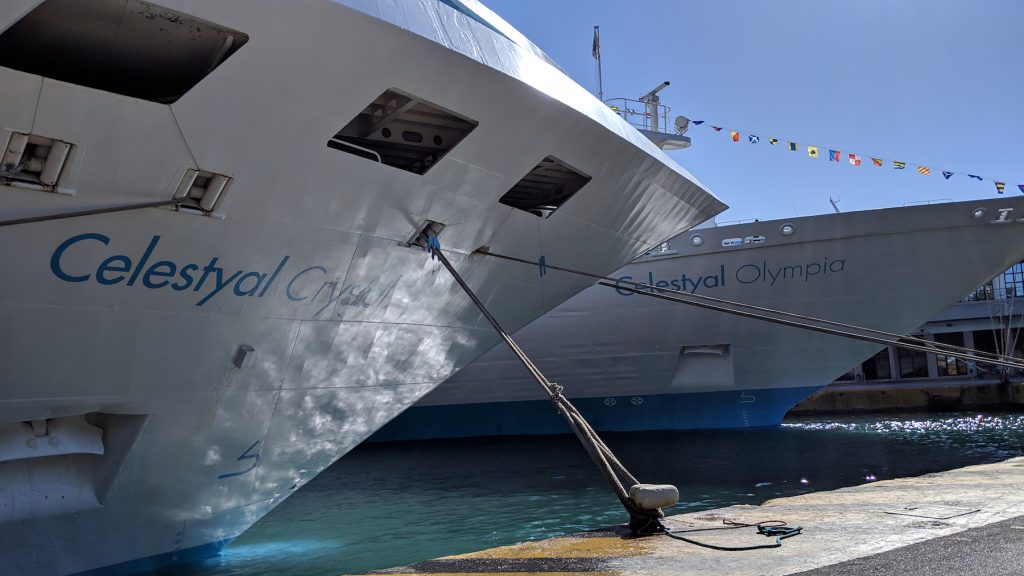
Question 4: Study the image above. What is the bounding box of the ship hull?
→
[375,198,1024,440]
[0,1,723,574]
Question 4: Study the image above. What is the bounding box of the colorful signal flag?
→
[995,181,1006,194]
[807,146,819,158]
[893,161,906,169]
[829,150,840,162]
[969,174,983,180]
[849,153,861,166]
[748,135,759,144]
[871,158,883,167]
[769,138,779,145]
[731,131,740,142]
[917,166,931,176]
[789,142,798,151]
[942,171,954,179]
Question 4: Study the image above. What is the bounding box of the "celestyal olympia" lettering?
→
[614,257,845,296]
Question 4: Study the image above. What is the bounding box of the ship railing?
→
[715,218,759,226]
[604,97,676,135]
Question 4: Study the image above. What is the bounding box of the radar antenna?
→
[638,81,670,133]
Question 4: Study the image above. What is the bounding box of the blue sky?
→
[487,0,1024,221]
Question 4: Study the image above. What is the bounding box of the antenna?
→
[638,81,671,103]
[638,81,670,132]
[592,26,603,102]
[829,196,841,213]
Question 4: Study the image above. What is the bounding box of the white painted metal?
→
[423,198,1024,408]
[0,0,725,573]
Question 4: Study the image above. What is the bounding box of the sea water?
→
[174,412,1024,575]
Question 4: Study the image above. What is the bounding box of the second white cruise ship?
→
[373,197,1024,440]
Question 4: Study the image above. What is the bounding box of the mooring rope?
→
[477,249,1024,371]
[664,519,803,551]
[0,199,181,227]
[424,235,666,531]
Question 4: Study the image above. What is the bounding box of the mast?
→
[593,26,603,101]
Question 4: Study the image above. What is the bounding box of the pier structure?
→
[367,457,1024,575]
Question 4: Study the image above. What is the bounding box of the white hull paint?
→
[373,198,1024,439]
[0,1,724,573]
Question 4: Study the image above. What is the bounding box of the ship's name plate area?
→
[615,257,845,296]
[49,232,392,312]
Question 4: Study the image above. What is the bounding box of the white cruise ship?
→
[0,1,725,573]
[373,197,1024,440]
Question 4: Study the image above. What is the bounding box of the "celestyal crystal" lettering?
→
[50,233,289,306]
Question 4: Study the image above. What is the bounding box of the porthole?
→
[690,234,704,246]
[973,208,986,219]
[381,127,392,138]
[780,223,795,236]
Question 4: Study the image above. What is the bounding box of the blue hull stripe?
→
[370,386,822,442]
[71,539,231,576]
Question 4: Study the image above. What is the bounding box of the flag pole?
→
[593,26,603,102]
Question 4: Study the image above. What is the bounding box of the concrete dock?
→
[368,457,1024,575]
[788,377,1024,415]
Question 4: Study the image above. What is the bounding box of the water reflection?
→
[176,412,1024,576]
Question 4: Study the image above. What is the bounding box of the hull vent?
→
[329,89,478,175]
[499,156,591,218]
[0,0,248,104]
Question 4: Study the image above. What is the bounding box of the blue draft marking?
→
[368,386,823,442]
[217,440,261,480]
[538,255,547,277]
[70,539,232,576]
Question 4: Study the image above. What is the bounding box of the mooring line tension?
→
[477,250,1024,371]
[424,234,678,535]
[0,199,181,227]
[604,282,1024,371]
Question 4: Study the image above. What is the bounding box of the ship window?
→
[0,0,248,104]
[328,89,478,175]
[499,156,591,218]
